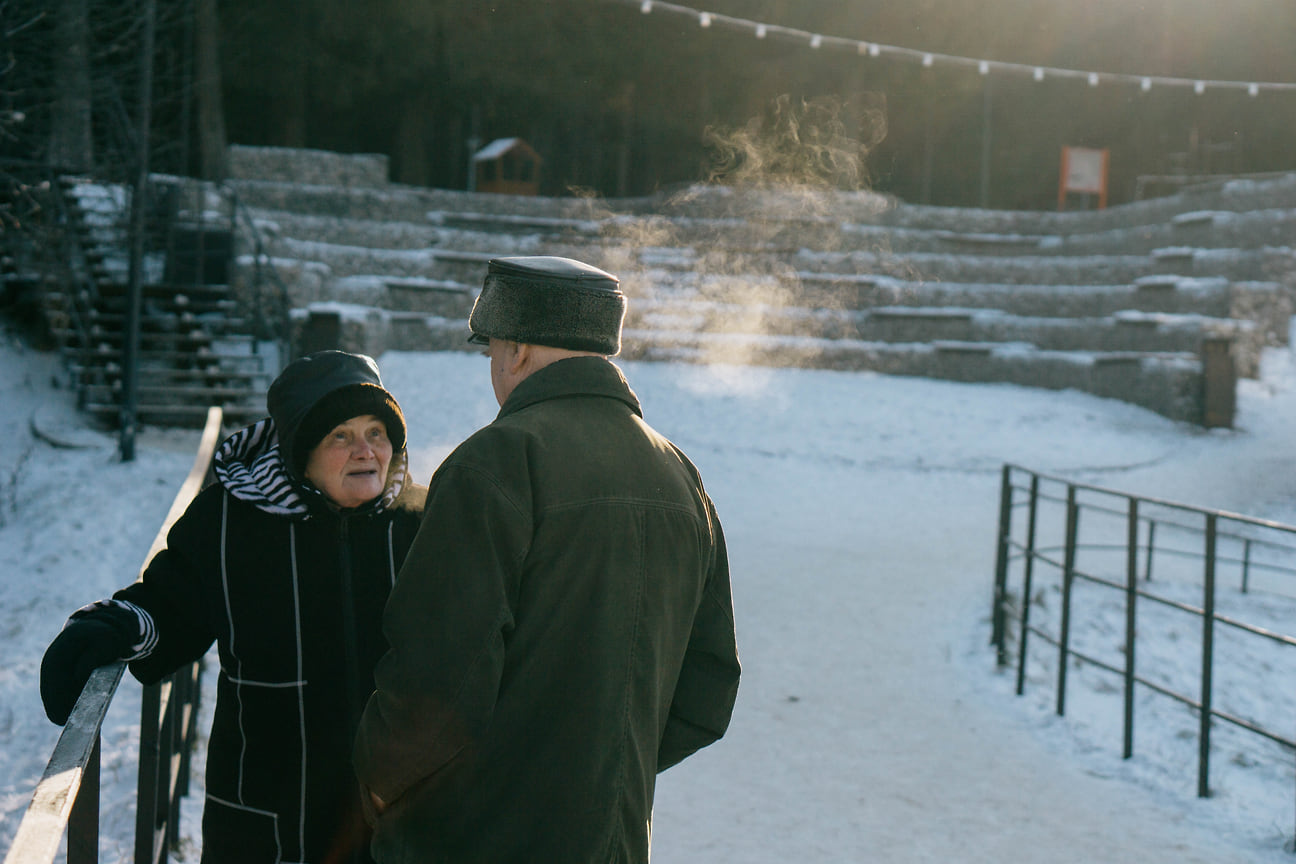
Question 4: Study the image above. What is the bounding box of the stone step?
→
[270,254,1284,365]
[308,289,1255,369]
[86,279,235,299]
[75,293,239,316]
[254,236,445,282]
[227,155,1296,246]
[1036,209,1296,255]
[838,209,1296,257]
[774,275,1289,331]
[788,246,1286,285]
[64,344,266,367]
[625,299,1257,373]
[294,296,1236,426]
[81,381,265,402]
[289,302,473,357]
[622,330,1212,425]
[227,176,617,225]
[244,207,442,250]
[235,188,1296,266]
[628,171,1296,235]
[376,236,1291,291]
[864,172,1296,233]
[384,313,1217,426]
[228,145,390,188]
[75,310,253,333]
[228,178,439,225]
[329,274,476,316]
[431,210,604,238]
[51,326,255,349]
[82,399,266,425]
[70,363,267,384]
[237,247,494,308]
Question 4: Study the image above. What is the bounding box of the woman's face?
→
[303,414,393,508]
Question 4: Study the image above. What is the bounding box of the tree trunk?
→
[194,0,227,180]
[615,82,634,197]
[270,16,309,147]
[49,0,93,171]
[391,94,434,186]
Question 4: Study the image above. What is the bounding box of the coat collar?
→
[496,356,642,421]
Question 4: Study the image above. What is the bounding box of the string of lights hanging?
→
[615,0,1296,96]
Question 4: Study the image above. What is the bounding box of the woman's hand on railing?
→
[39,609,138,725]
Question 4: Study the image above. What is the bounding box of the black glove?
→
[40,605,139,725]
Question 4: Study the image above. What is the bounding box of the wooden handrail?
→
[5,406,225,864]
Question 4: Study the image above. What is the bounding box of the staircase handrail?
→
[3,406,224,864]
[226,186,294,354]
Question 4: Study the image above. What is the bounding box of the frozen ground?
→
[2,319,1296,863]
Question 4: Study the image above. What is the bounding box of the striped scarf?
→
[213,418,407,518]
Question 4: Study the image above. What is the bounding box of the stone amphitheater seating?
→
[225,145,1296,427]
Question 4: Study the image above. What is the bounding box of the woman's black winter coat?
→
[115,423,426,864]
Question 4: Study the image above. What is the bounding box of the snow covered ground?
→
[3,314,1296,863]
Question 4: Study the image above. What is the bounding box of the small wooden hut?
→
[472,138,542,195]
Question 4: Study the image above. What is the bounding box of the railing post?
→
[1056,484,1079,717]
[1143,520,1156,582]
[135,681,162,864]
[1241,538,1252,594]
[66,737,99,864]
[1198,513,1217,799]
[1123,497,1139,759]
[176,662,201,799]
[161,677,179,861]
[991,464,1014,665]
[1014,473,1041,696]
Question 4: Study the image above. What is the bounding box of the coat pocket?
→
[202,795,283,862]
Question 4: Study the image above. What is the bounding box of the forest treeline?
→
[5,0,1296,209]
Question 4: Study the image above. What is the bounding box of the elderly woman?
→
[40,350,426,864]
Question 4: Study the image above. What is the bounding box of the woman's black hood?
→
[266,350,407,485]
[212,350,410,517]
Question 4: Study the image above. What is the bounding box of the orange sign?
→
[1058,146,1109,209]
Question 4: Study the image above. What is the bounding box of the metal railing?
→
[4,407,224,864]
[227,187,293,356]
[991,462,1296,849]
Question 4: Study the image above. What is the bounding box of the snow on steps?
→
[623,330,1206,427]
[288,301,1215,425]
[223,147,1296,427]
[625,299,1258,376]
[228,144,1296,237]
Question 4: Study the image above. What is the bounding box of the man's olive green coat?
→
[354,356,740,863]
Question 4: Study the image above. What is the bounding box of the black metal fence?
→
[3,407,223,864]
[991,462,1296,849]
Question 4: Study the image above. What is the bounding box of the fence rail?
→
[991,462,1296,851]
[4,407,223,864]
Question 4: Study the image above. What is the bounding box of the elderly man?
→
[354,256,740,863]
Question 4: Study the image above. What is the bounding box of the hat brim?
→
[467,332,490,346]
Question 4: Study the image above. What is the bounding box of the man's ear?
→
[511,342,534,374]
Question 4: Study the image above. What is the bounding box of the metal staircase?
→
[35,175,275,426]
